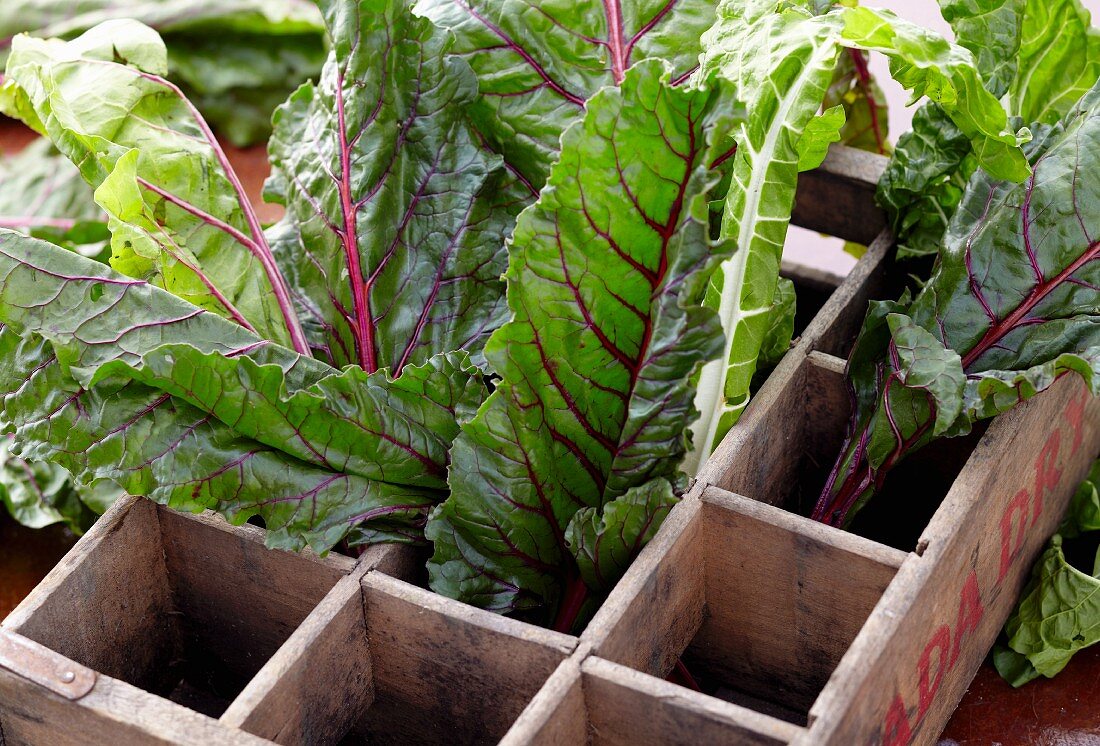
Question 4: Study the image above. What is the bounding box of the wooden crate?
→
[1,147,1096,745]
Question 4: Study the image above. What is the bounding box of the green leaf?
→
[798,105,846,171]
[426,61,733,616]
[0,434,94,532]
[0,0,328,146]
[415,0,716,189]
[997,527,1100,684]
[0,229,486,551]
[265,0,521,373]
[886,314,965,436]
[1010,0,1100,126]
[815,82,1100,527]
[876,104,973,260]
[689,0,1028,472]
[565,478,678,593]
[0,20,310,353]
[881,0,1099,260]
[938,0,1024,99]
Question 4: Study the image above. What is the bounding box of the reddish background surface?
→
[2,111,1098,742]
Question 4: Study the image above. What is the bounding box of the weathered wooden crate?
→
[1,146,1096,745]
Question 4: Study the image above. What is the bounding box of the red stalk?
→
[668,658,702,691]
[551,573,590,634]
[846,48,887,156]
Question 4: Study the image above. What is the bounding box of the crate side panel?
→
[803,378,1100,746]
[0,669,267,746]
[3,497,179,691]
[498,657,588,746]
[583,496,706,678]
[221,572,374,745]
[701,354,850,513]
[790,147,887,245]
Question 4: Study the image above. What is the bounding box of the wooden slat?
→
[802,376,1100,745]
[583,493,706,678]
[583,658,804,746]
[700,352,851,511]
[0,669,268,746]
[791,146,888,244]
[498,656,589,746]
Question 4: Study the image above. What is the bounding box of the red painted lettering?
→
[998,488,1032,582]
[1065,388,1088,455]
[949,571,984,667]
[1034,430,1062,506]
[882,694,913,746]
[917,625,951,718]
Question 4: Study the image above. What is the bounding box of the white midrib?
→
[687,40,838,474]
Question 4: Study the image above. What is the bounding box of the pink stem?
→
[0,216,81,230]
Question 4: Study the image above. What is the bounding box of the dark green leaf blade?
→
[415,0,716,189]
[0,229,485,550]
[565,478,678,593]
[427,60,732,615]
[266,0,520,373]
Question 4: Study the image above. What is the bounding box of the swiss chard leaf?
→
[0,0,328,146]
[414,0,715,189]
[0,21,310,353]
[265,0,521,373]
[687,0,1030,472]
[0,434,97,532]
[994,459,1100,686]
[814,83,1100,527]
[0,229,486,551]
[880,0,1100,260]
[426,60,733,618]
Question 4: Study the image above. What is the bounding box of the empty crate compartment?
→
[223,569,577,745]
[2,496,353,719]
[582,488,905,726]
[501,655,803,746]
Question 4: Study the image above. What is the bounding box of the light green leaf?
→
[0,0,328,146]
[0,138,107,253]
[689,0,1027,472]
[1,20,310,353]
[798,105,846,171]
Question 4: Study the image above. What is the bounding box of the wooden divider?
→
[1,145,1096,745]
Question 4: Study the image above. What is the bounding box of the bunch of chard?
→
[0,0,1029,628]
